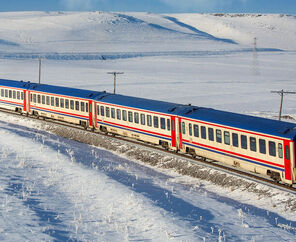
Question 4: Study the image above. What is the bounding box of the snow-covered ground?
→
[1,115,296,241]
[0,11,296,240]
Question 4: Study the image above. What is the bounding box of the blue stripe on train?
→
[0,100,22,107]
[183,142,284,172]
[31,107,89,121]
[97,121,171,141]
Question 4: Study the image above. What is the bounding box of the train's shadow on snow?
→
[2,122,296,239]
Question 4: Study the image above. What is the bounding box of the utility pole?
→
[107,72,124,94]
[271,90,296,120]
[38,58,41,84]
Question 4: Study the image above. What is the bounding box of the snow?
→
[0,11,296,240]
[0,118,296,240]
[170,13,296,50]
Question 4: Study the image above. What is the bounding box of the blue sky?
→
[0,0,295,14]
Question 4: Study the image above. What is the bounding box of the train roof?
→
[0,79,31,89]
[0,79,105,99]
[179,106,296,139]
[2,78,296,139]
[95,93,180,114]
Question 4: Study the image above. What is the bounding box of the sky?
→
[0,0,295,14]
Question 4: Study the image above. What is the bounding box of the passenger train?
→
[0,78,295,185]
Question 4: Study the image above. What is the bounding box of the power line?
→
[107,72,124,94]
[271,90,296,120]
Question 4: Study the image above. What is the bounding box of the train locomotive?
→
[0,78,295,185]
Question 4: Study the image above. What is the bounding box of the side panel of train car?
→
[95,101,176,150]
[0,81,25,112]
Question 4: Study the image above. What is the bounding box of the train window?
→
[33,94,36,103]
[5,89,8,97]
[17,91,20,100]
[232,133,238,147]
[216,129,222,143]
[208,128,214,141]
[46,96,50,105]
[269,141,276,157]
[56,98,60,107]
[37,95,41,104]
[60,99,64,108]
[106,107,110,117]
[95,104,99,115]
[241,135,247,149]
[259,139,266,154]
[70,100,74,109]
[81,102,85,112]
[13,90,16,99]
[65,99,69,109]
[189,123,192,136]
[250,137,256,152]
[147,115,152,126]
[9,90,12,98]
[167,119,171,131]
[194,124,199,137]
[153,116,159,128]
[101,106,105,116]
[111,108,116,119]
[30,93,33,101]
[278,144,283,159]
[0,89,3,97]
[117,109,121,120]
[134,112,139,123]
[172,120,175,131]
[160,118,165,130]
[285,145,289,160]
[128,111,133,122]
[42,95,45,104]
[224,131,230,145]
[75,101,79,111]
[21,92,23,100]
[86,103,89,112]
[201,126,206,139]
[140,114,145,125]
[181,122,185,134]
[51,97,55,106]
[122,110,127,121]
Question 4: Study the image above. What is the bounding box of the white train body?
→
[1,79,295,184]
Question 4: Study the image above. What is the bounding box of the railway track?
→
[1,107,296,194]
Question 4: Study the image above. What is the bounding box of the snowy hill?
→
[0,11,235,53]
[171,13,296,50]
[0,11,295,54]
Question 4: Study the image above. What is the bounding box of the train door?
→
[89,100,93,127]
[23,90,27,112]
[94,102,98,128]
[284,140,292,181]
[27,91,31,113]
[178,117,183,150]
[171,116,176,148]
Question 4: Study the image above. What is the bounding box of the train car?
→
[0,78,296,184]
[27,83,106,127]
[93,93,180,150]
[0,79,27,113]
[178,106,296,185]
